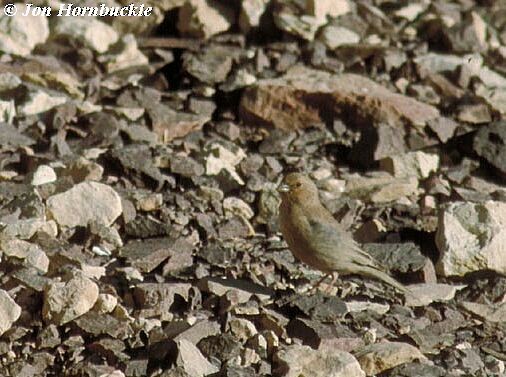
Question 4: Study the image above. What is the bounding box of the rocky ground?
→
[1,0,506,376]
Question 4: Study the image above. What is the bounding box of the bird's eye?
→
[294,183,302,188]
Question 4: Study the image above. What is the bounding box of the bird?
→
[278,172,407,294]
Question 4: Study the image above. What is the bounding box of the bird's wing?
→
[307,218,381,269]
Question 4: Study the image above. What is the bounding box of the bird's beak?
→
[277,184,290,193]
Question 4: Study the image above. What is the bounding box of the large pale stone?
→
[380,151,439,179]
[436,201,506,276]
[0,3,49,56]
[0,100,15,123]
[405,283,467,307]
[319,25,360,49]
[0,290,21,336]
[46,182,122,228]
[177,0,234,39]
[31,165,57,186]
[205,143,246,185]
[176,339,219,377]
[43,273,99,324]
[239,0,269,32]
[274,344,365,377]
[18,90,67,116]
[345,174,419,203]
[273,12,322,41]
[104,34,149,73]
[355,342,426,375]
[306,0,351,20]
[53,17,118,53]
[461,301,506,323]
[1,239,49,273]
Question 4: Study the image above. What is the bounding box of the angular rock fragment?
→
[0,289,21,336]
[103,34,149,73]
[0,122,35,148]
[457,103,491,124]
[445,11,487,53]
[240,66,440,130]
[223,197,254,219]
[175,339,219,377]
[306,0,351,20]
[426,117,459,143]
[1,217,56,240]
[74,312,133,339]
[0,239,49,273]
[46,181,122,228]
[218,215,255,239]
[476,85,506,115]
[240,66,440,161]
[94,293,118,314]
[362,242,427,274]
[18,90,67,116]
[31,165,57,186]
[409,310,467,354]
[239,0,269,32]
[172,320,221,345]
[319,25,360,49]
[53,17,118,53]
[345,173,419,203]
[132,191,163,212]
[394,3,428,21]
[380,151,439,179]
[205,143,246,186]
[42,273,99,325]
[133,283,191,320]
[405,283,466,307]
[198,333,242,363]
[37,324,60,349]
[355,342,426,376]
[391,362,446,377]
[474,121,506,175]
[182,46,233,84]
[436,201,506,276]
[0,6,49,56]
[110,145,168,188]
[62,157,104,182]
[345,301,390,315]
[273,11,322,41]
[460,301,506,323]
[0,100,15,123]
[228,317,258,342]
[198,277,272,301]
[147,103,211,143]
[287,318,359,350]
[274,344,365,377]
[120,237,193,274]
[177,0,234,39]
[169,156,205,177]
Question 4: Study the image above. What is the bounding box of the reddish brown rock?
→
[240,66,440,132]
[240,66,441,161]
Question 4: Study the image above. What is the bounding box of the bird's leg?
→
[328,271,339,288]
[306,273,331,294]
[321,272,339,294]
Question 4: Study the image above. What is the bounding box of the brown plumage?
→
[278,172,407,293]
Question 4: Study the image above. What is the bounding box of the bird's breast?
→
[279,203,334,272]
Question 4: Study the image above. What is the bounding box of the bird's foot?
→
[307,272,339,295]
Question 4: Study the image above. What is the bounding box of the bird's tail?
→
[357,266,409,294]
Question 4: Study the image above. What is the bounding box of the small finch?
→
[278,172,407,293]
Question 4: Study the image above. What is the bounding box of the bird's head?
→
[278,173,319,204]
